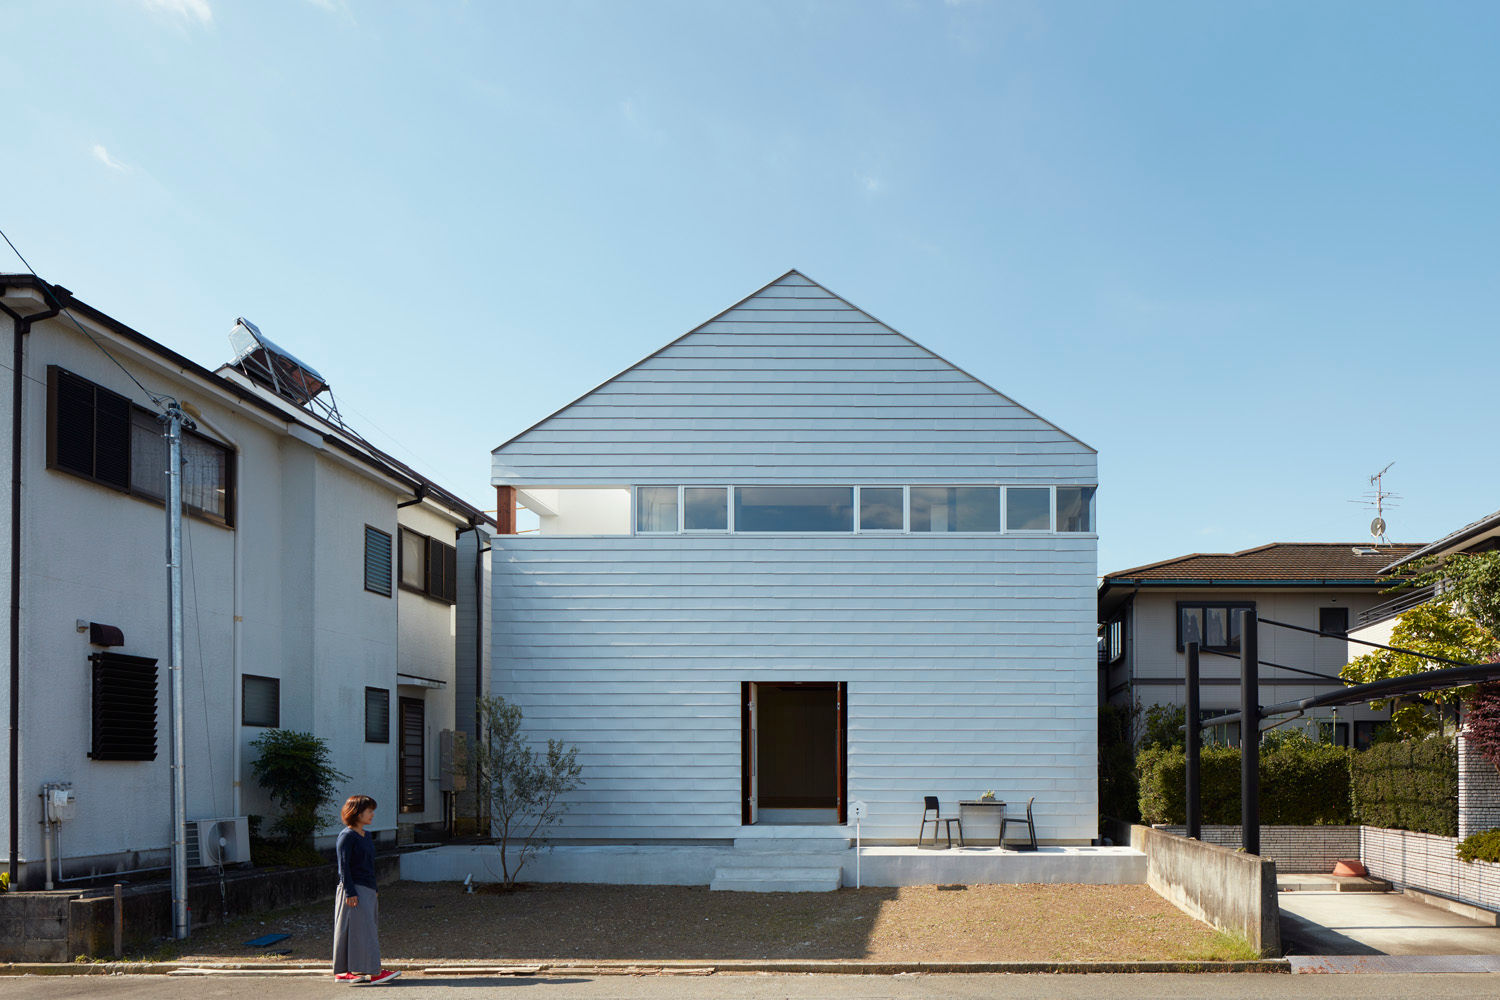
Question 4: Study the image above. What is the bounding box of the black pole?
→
[1185,641,1201,840]
[1240,610,1260,856]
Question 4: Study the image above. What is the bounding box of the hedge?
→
[1350,738,1457,836]
[1137,737,1354,826]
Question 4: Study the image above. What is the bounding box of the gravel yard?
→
[168,881,1252,963]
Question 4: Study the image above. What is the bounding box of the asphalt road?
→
[1,973,1498,1000]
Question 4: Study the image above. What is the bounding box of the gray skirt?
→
[332,884,381,974]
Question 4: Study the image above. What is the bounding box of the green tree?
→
[1340,603,1499,737]
[249,729,350,848]
[1399,550,1500,636]
[472,695,583,888]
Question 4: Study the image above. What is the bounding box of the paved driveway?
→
[1279,891,1500,956]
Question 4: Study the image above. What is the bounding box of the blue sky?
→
[3,0,1497,574]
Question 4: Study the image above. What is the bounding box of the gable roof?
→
[1382,508,1500,572]
[492,270,1095,486]
[0,272,492,528]
[1103,542,1424,586]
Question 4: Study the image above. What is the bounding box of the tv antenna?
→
[1348,462,1399,543]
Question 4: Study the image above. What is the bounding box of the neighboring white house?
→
[1098,542,1422,748]
[489,270,1100,846]
[1,274,491,889]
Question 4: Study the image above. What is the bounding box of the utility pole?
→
[163,402,194,939]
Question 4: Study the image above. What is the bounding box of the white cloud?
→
[91,144,129,172]
[142,0,212,25]
[856,173,883,195]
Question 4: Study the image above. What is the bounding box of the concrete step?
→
[732,837,851,852]
[709,866,843,892]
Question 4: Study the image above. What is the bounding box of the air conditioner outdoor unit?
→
[184,816,251,868]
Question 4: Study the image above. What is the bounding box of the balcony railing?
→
[1355,584,1435,628]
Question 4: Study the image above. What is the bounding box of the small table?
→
[958,800,1006,845]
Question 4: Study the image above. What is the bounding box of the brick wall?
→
[1361,826,1500,912]
[1459,729,1500,839]
[1153,825,1360,874]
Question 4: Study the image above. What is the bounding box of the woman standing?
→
[332,795,400,985]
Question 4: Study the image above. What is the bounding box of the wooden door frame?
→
[741,681,847,824]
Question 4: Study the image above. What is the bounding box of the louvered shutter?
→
[364,526,392,596]
[92,388,131,489]
[89,653,158,761]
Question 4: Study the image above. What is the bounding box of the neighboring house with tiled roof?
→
[1099,542,1423,748]
[1349,507,1500,644]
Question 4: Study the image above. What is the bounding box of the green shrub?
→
[1350,738,1457,836]
[1099,704,1140,823]
[249,729,350,848]
[1136,735,1354,826]
[1456,829,1500,865]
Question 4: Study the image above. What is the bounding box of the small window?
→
[1108,619,1124,663]
[365,687,390,743]
[89,652,158,761]
[241,674,280,728]
[1005,487,1051,531]
[858,487,904,531]
[734,486,853,532]
[1056,486,1095,532]
[910,487,998,532]
[427,538,457,604]
[364,526,392,596]
[1319,607,1349,637]
[399,527,426,591]
[684,487,728,531]
[1178,602,1255,652]
[636,486,678,533]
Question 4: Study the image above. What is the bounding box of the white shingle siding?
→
[491,272,1099,844]
[495,534,1098,842]
[494,273,1094,487]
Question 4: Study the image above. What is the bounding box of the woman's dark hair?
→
[341,795,377,827]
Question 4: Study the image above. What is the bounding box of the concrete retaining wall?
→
[1362,826,1500,913]
[1130,824,1279,957]
[1152,825,1360,874]
[0,855,399,962]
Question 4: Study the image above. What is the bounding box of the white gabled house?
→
[489,270,1099,848]
[0,275,492,890]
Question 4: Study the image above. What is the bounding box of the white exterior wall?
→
[1,300,478,884]
[1126,589,1391,727]
[492,272,1100,845]
[496,534,1098,843]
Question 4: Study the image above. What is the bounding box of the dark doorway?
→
[399,697,425,813]
[741,682,846,824]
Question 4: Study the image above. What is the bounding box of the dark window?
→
[1056,486,1095,533]
[858,487,903,531]
[734,486,853,532]
[241,675,280,727]
[1177,602,1256,652]
[399,697,425,812]
[399,527,457,604]
[683,487,728,531]
[89,652,158,761]
[1354,720,1391,750]
[1320,607,1350,637]
[48,366,235,525]
[364,526,392,596]
[365,687,390,743]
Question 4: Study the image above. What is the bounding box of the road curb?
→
[1,958,1291,976]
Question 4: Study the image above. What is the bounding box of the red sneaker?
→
[367,970,402,986]
[334,972,369,983]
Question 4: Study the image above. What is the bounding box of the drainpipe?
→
[0,283,64,887]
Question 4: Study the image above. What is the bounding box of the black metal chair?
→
[918,796,964,848]
[1000,796,1038,851]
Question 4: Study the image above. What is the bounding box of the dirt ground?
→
[168,881,1251,963]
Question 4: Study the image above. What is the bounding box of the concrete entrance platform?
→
[403,842,1146,889]
[1280,889,1500,956]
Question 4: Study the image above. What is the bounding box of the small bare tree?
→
[473,694,583,888]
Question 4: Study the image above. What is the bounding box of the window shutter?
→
[365,526,392,596]
[93,389,131,489]
[365,687,390,743]
[89,653,158,761]
[443,541,457,603]
[427,539,456,603]
[52,368,96,476]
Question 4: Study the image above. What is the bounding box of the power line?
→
[0,226,172,410]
